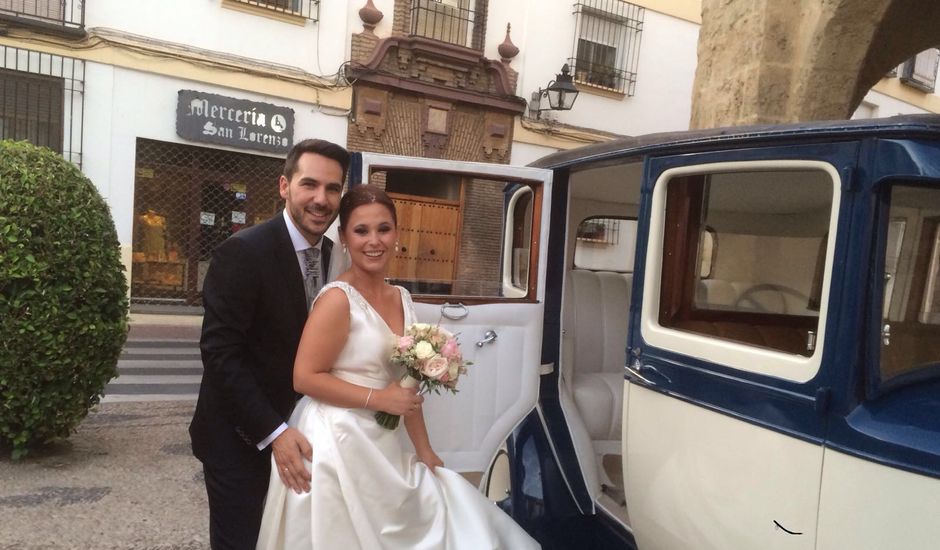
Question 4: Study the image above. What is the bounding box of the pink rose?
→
[397,335,415,352]
[420,355,449,380]
[440,338,460,360]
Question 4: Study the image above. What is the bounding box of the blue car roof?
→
[529,114,940,169]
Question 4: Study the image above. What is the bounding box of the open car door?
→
[351,152,553,474]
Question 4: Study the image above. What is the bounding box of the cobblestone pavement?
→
[0,401,208,549]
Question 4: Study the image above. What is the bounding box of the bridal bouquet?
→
[376,323,471,430]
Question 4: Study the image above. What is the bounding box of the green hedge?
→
[0,140,128,459]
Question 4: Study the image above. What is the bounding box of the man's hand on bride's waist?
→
[272,427,312,494]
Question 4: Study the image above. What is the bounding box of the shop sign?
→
[177,90,294,154]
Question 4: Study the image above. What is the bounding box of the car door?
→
[624,142,858,550]
[351,152,553,474]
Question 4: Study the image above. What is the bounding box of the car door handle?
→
[476,330,498,347]
[441,302,468,320]
[625,360,656,386]
[625,361,672,386]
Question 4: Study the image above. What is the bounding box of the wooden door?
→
[389,193,461,292]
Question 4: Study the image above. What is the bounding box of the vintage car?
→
[348,114,940,549]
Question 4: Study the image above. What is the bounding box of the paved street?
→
[0,316,209,549]
[0,400,208,550]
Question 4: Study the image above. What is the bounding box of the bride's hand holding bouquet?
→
[376,322,471,430]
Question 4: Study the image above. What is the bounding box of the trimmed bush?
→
[0,140,128,459]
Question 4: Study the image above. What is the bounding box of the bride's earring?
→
[394,242,400,252]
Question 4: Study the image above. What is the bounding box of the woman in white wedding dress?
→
[256,185,540,550]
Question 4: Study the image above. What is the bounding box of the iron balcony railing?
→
[409,0,485,50]
[228,0,319,22]
[0,0,85,33]
[570,0,644,96]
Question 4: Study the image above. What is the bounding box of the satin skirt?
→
[256,396,540,550]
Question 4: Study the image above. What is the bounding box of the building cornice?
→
[0,27,350,110]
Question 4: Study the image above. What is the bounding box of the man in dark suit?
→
[190,139,350,550]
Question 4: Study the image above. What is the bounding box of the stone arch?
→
[691,0,940,129]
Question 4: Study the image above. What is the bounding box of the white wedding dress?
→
[256,281,540,550]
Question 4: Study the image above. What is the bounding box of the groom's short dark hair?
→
[283,139,351,183]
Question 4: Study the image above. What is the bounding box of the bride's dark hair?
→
[338,184,398,230]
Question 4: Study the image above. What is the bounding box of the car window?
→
[367,169,542,299]
[878,184,940,387]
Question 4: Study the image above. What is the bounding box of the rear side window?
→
[573,217,637,272]
[878,184,940,389]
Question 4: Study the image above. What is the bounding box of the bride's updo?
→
[338,184,398,230]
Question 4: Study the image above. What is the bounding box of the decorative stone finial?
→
[498,23,519,63]
[359,0,384,33]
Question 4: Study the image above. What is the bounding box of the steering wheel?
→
[733,284,809,314]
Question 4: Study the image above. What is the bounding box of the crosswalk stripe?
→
[120,352,202,360]
[101,394,198,403]
[118,367,203,376]
[105,339,202,402]
[110,375,203,384]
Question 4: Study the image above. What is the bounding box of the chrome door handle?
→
[625,360,672,386]
[441,302,468,320]
[625,360,655,385]
[476,330,498,347]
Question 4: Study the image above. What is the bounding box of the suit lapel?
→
[322,238,333,282]
[270,214,308,324]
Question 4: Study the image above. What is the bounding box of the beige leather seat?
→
[565,270,633,444]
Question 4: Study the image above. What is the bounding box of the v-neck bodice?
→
[313,281,416,388]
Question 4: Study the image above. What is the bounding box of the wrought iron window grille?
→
[899,48,939,93]
[576,217,621,245]
[409,0,485,50]
[228,0,319,21]
[0,45,84,167]
[569,0,643,96]
[0,0,85,33]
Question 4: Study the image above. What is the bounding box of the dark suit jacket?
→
[190,213,332,469]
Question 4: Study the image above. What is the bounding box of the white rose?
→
[421,355,449,379]
[414,340,435,360]
[413,323,431,332]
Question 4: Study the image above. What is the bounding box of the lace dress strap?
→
[315,281,370,312]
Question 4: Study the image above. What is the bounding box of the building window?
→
[899,48,939,93]
[0,0,84,30]
[0,45,83,166]
[570,0,644,95]
[131,139,285,307]
[227,0,319,21]
[409,0,486,50]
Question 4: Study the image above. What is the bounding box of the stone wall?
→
[691,0,940,128]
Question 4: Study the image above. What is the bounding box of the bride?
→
[256,185,540,549]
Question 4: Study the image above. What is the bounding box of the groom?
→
[190,138,350,549]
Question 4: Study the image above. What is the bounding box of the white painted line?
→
[109,375,203,384]
[101,394,198,403]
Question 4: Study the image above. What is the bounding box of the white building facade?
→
[0,0,936,310]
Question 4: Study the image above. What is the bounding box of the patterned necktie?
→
[302,247,321,311]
